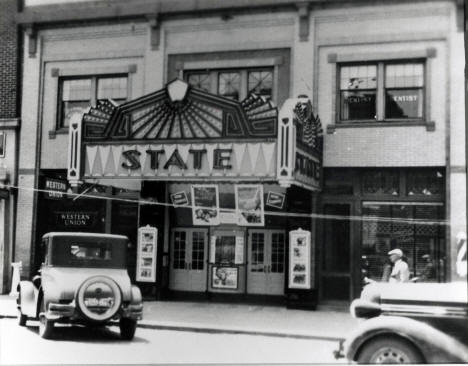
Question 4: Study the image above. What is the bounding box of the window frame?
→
[56,73,129,131]
[336,59,426,124]
[327,48,436,133]
[184,66,275,102]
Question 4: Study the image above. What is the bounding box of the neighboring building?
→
[13,0,465,306]
[0,0,20,293]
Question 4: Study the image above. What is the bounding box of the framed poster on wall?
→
[136,225,158,282]
[212,266,238,289]
[191,184,220,226]
[235,184,264,226]
[288,228,311,289]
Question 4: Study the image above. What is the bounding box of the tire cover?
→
[76,276,122,322]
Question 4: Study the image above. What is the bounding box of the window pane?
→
[248,70,273,99]
[407,169,444,196]
[61,101,90,128]
[340,90,376,120]
[385,63,424,88]
[385,89,423,119]
[62,78,91,101]
[187,73,211,93]
[340,65,377,90]
[362,170,399,195]
[218,72,240,100]
[97,76,127,100]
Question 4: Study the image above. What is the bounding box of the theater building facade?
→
[12,0,465,304]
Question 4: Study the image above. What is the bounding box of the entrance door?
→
[169,228,208,292]
[247,230,286,295]
[320,204,351,301]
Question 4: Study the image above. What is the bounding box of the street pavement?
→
[0,317,348,364]
[0,294,359,341]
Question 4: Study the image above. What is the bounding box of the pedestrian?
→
[388,248,410,283]
[420,254,436,281]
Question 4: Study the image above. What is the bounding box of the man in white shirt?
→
[388,248,410,283]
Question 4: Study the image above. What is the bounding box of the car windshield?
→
[50,236,127,268]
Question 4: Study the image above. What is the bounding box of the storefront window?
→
[361,203,445,283]
[407,169,444,196]
[362,170,399,195]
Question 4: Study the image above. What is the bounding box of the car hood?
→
[362,281,467,305]
[41,267,133,301]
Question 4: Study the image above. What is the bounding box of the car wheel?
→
[119,318,137,340]
[38,300,54,339]
[76,276,122,323]
[357,337,423,364]
[17,292,27,327]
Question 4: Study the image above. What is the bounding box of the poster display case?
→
[288,228,311,289]
[136,225,158,282]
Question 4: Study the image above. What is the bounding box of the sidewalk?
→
[0,295,358,341]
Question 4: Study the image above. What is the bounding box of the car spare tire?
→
[76,276,122,322]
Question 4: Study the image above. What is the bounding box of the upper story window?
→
[185,68,273,101]
[58,75,127,129]
[338,61,424,123]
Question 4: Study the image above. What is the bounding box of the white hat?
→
[388,249,403,257]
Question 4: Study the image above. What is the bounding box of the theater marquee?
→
[69,79,322,192]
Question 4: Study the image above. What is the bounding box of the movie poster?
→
[191,185,220,226]
[212,266,238,289]
[235,185,264,226]
[136,226,158,282]
[288,228,311,289]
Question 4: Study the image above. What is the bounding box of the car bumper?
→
[121,303,143,320]
[45,302,143,321]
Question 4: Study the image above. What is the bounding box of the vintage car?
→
[17,232,143,340]
[334,281,468,363]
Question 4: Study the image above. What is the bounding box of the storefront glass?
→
[361,203,445,283]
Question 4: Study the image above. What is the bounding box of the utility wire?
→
[1,183,449,227]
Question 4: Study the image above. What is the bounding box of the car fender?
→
[130,285,142,305]
[345,315,468,363]
[17,281,39,318]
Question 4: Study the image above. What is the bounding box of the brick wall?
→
[0,0,18,118]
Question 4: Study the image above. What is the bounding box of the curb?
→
[1,314,344,342]
[136,322,345,342]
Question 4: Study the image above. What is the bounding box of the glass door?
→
[247,230,285,295]
[320,204,351,301]
[169,228,208,292]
